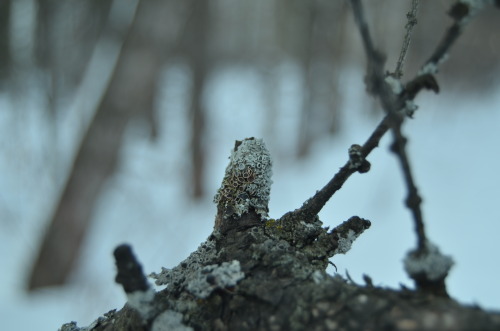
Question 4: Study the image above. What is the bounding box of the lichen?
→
[151,310,193,331]
[404,240,454,281]
[404,100,418,117]
[186,260,245,299]
[126,288,155,319]
[151,234,219,287]
[334,229,358,255]
[214,137,272,220]
[59,322,82,331]
[384,75,403,94]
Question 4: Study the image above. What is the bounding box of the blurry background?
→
[1,0,500,330]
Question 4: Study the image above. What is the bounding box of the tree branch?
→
[293,114,391,220]
[393,0,420,78]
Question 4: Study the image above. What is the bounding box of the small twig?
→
[420,1,490,75]
[393,0,420,78]
[350,0,427,252]
[348,0,490,296]
[297,114,392,218]
[389,122,427,250]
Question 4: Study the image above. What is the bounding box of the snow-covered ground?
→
[1,63,499,331]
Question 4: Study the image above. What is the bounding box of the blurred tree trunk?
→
[185,0,210,199]
[34,0,113,115]
[295,1,345,158]
[296,0,315,158]
[28,0,181,290]
[0,0,11,81]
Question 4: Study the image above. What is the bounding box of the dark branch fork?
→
[284,0,490,295]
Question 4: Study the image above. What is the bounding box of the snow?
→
[2,62,500,330]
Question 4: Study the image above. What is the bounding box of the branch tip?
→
[114,244,149,293]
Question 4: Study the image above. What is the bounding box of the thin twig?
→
[297,114,392,218]
[393,0,420,78]
[419,1,487,76]
[293,0,488,246]
[389,120,427,250]
[350,0,427,252]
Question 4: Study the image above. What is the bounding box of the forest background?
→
[1,1,499,330]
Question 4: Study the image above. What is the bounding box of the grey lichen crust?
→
[404,240,454,281]
[186,260,244,299]
[150,233,220,288]
[214,137,272,221]
[151,310,193,331]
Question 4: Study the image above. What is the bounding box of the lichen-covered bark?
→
[63,212,500,331]
[61,138,500,331]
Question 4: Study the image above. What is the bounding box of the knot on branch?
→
[348,144,371,173]
[214,138,273,231]
[403,240,454,297]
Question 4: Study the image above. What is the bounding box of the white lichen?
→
[404,100,418,117]
[385,75,403,95]
[311,270,326,284]
[419,54,449,76]
[151,236,219,286]
[459,0,492,11]
[127,288,155,318]
[186,260,245,299]
[419,62,438,76]
[348,144,364,170]
[456,0,492,25]
[404,241,454,281]
[334,229,358,255]
[214,138,273,219]
[152,310,193,331]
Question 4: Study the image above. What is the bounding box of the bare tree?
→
[28,0,185,290]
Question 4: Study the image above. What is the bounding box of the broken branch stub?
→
[213,137,272,232]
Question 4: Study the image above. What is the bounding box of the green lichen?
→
[265,218,283,230]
